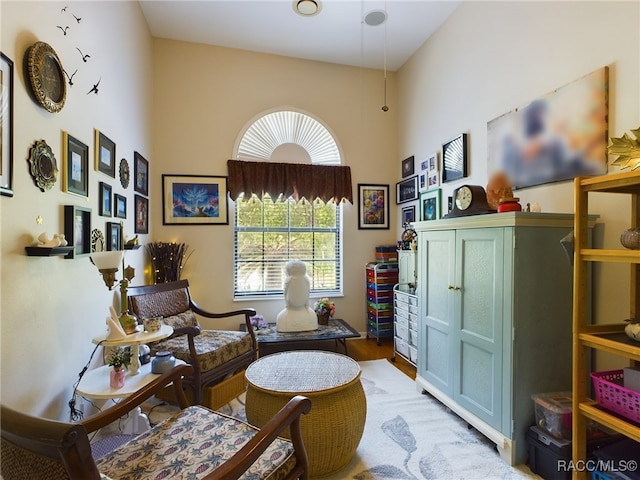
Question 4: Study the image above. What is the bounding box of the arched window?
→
[233,110,344,299]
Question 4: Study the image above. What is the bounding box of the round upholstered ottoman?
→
[245,350,366,477]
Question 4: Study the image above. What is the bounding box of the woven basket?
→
[590,370,640,423]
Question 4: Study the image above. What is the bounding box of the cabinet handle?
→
[447,285,461,290]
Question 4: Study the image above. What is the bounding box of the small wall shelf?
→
[25,246,74,257]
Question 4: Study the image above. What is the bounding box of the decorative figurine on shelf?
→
[106,306,127,341]
[276,260,318,332]
[107,347,131,389]
[33,232,67,247]
[624,318,640,342]
[486,172,514,211]
[401,222,417,250]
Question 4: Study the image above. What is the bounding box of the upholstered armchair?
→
[127,279,258,405]
[1,364,312,480]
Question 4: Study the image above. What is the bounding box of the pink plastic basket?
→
[590,370,640,424]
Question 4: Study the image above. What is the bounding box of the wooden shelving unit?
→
[572,170,640,479]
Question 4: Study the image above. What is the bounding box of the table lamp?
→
[90,251,137,334]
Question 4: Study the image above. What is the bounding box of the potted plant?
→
[313,298,336,325]
[108,347,131,389]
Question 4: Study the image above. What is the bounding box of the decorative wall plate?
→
[28,140,58,191]
[91,228,105,252]
[119,158,130,188]
[26,42,66,113]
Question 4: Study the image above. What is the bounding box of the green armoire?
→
[414,212,583,465]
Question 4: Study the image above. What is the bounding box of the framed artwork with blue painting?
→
[162,174,229,225]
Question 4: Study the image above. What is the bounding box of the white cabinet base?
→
[416,374,515,465]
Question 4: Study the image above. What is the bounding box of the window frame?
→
[233,195,343,300]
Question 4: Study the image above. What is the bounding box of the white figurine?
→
[276,260,318,332]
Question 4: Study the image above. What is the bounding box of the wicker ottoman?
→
[245,350,366,477]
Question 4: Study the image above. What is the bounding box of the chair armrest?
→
[171,325,201,337]
[205,395,312,480]
[81,364,193,434]
[190,302,258,352]
[190,300,256,322]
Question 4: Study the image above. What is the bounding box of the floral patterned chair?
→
[127,279,258,405]
[1,364,312,480]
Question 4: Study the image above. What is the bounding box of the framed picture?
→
[396,175,418,204]
[106,222,122,251]
[135,194,149,233]
[95,130,116,177]
[134,151,148,196]
[62,132,89,197]
[442,133,468,183]
[114,193,127,219]
[64,205,91,259]
[401,156,415,178]
[402,205,416,224]
[1,52,14,197]
[419,152,439,191]
[162,174,229,225]
[357,183,389,230]
[487,67,608,189]
[99,182,112,217]
[420,188,441,221]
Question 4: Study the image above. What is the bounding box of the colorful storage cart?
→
[366,261,398,345]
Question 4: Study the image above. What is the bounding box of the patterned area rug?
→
[145,359,539,480]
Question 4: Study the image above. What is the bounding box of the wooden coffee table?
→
[245,351,366,477]
[243,318,360,356]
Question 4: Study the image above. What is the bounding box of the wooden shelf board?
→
[579,249,640,263]
[578,402,640,442]
[579,171,640,193]
[578,332,640,361]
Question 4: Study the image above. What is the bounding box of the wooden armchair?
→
[1,364,312,480]
[127,279,258,405]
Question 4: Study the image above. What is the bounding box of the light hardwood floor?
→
[347,337,416,380]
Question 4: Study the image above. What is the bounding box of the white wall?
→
[397,1,640,368]
[0,1,153,418]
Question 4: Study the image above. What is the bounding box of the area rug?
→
[146,359,538,480]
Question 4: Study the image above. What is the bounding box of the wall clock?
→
[444,185,495,218]
[26,41,66,113]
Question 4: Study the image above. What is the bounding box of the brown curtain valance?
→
[227,160,353,204]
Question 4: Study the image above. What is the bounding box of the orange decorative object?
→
[497,198,522,213]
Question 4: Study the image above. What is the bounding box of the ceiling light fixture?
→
[363,7,389,112]
[364,9,387,27]
[381,5,389,112]
[294,0,321,17]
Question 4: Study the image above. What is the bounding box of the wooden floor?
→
[347,337,416,380]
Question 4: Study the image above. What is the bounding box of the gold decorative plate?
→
[28,140,58,191]
[26,41,66,113]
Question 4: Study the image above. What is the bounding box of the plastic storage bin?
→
[533,392,573,441]
[527,426,624,480]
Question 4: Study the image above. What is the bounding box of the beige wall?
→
[0,0,153,417]
[1,0,638,418]
[150,39,399,329]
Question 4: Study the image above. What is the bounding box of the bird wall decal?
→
[57,25,70,35]
[87,78,101,95]
[76,47,90,62]
[72,13,81,23]
[63,69,77,86]
[61,6,67,13]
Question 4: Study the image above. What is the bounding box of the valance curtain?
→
[227,159,353,204]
